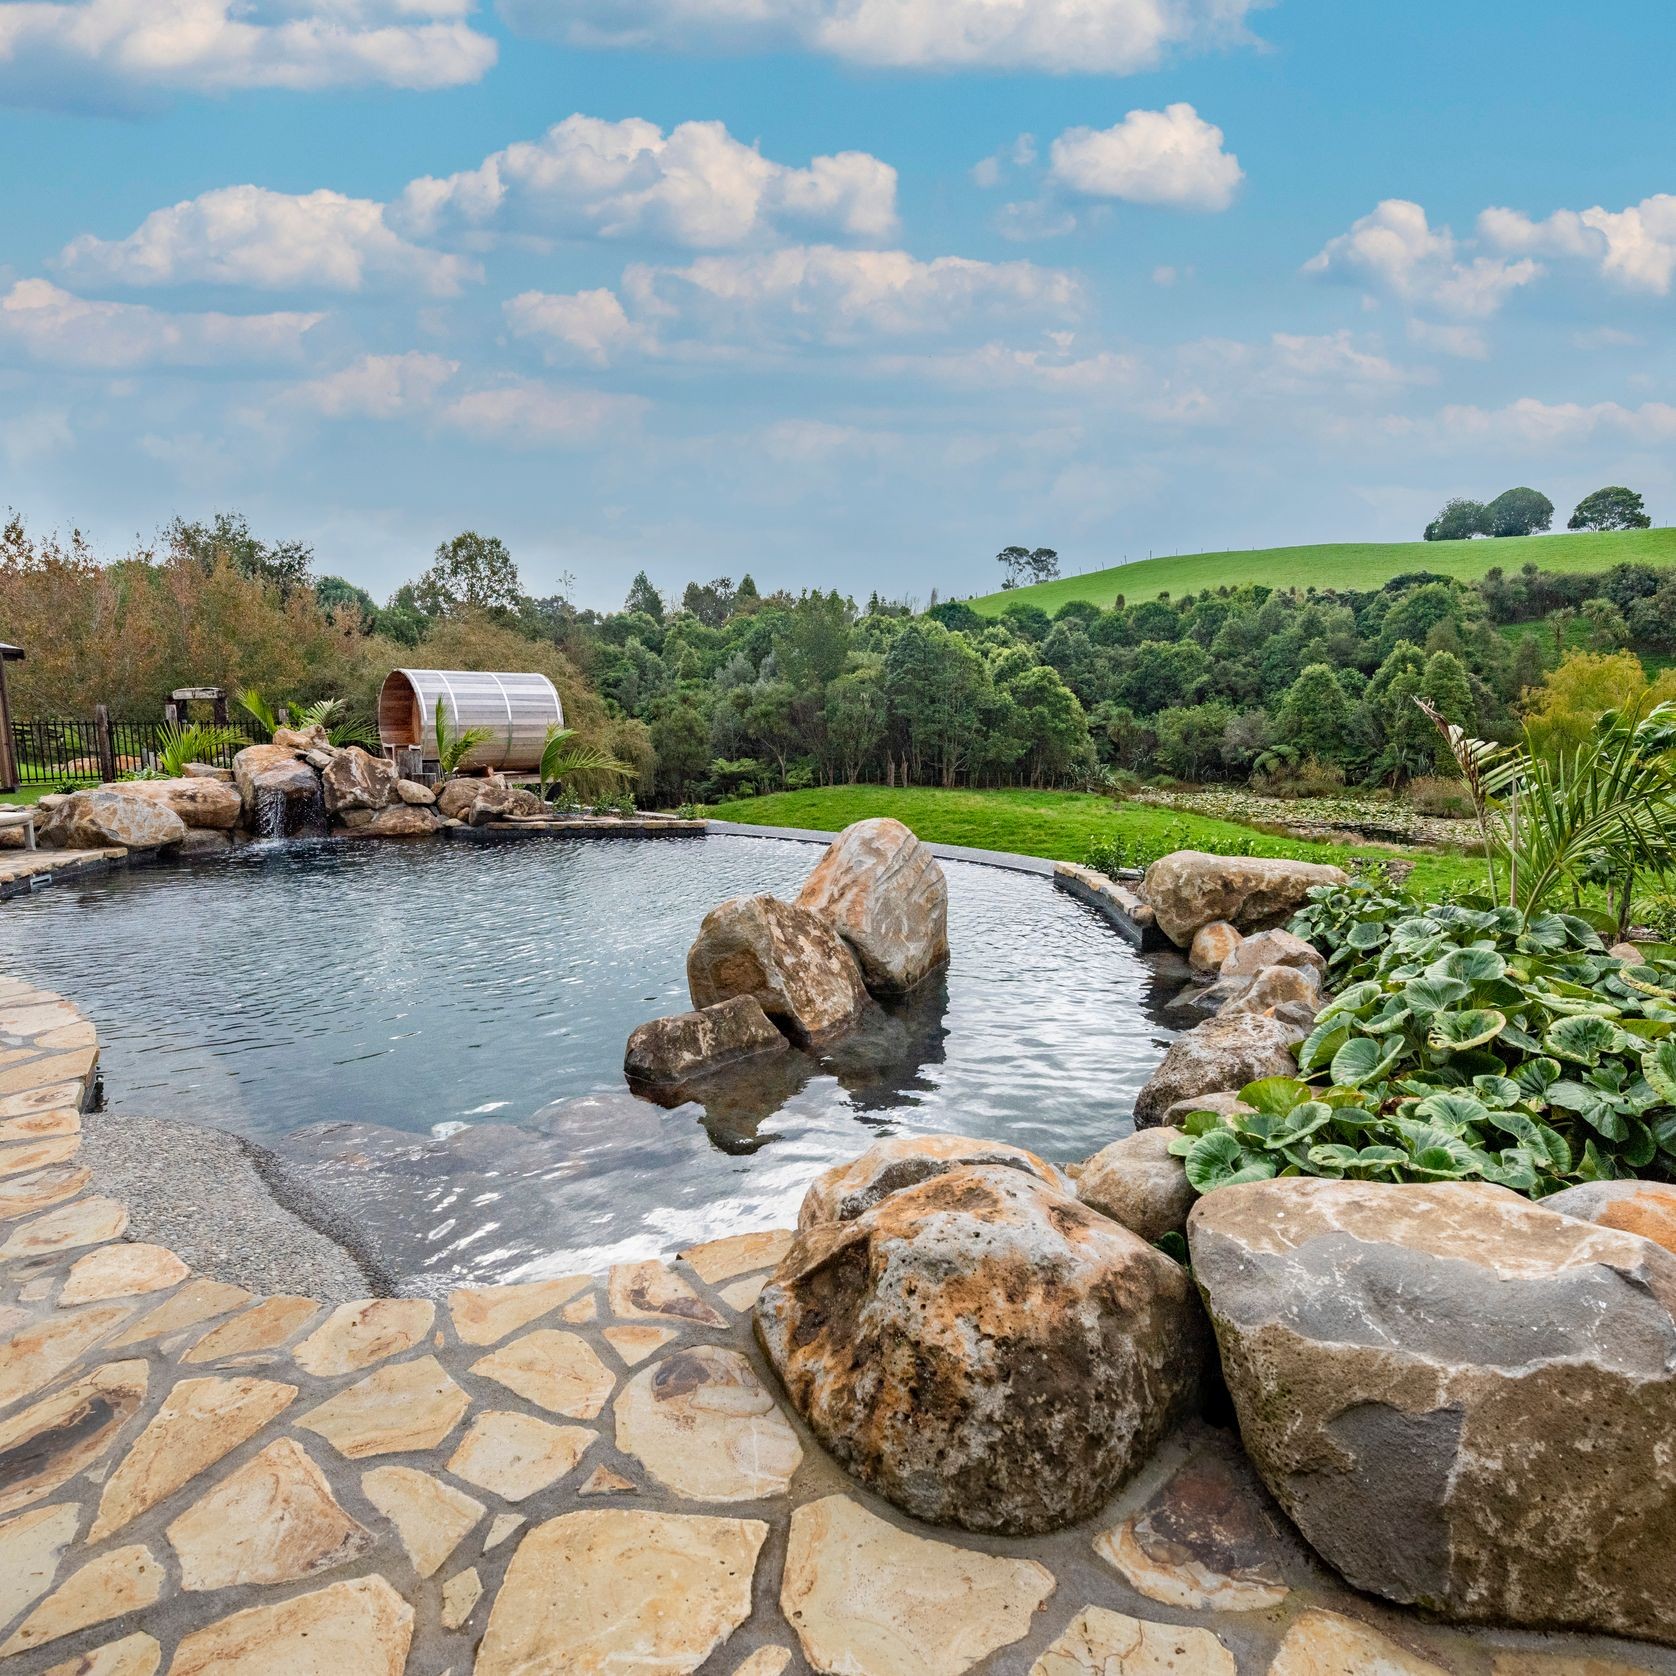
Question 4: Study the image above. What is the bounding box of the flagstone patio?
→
[0,973,1672,1675]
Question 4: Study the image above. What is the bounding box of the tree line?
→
[1424,484,1652,542]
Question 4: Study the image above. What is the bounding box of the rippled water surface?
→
[0,834,1179,1288]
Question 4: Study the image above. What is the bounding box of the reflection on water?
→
[0,833,1181,1291]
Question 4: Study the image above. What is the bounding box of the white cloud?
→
[293,350,460,417]
[59,186,479,296]
[393,115,897,250]
[1267,330,1413,386]
[504,289,658,366]
[1304,199,1540,319]
[501,0,1268,74]
[1406,319,1488,360]
[1434,396,1676,448]
[438,379,647,445]
[0,0,494,109]
[1479,195,1676,295]
[1048,104,1242,211]
[0,278,322,369]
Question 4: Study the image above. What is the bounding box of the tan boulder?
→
[1189,921,1243,973]
[795,817,949,996]
[756,1163,1210,1535]
[271,724,331,751]
[232,744,321,833]
[1076,1127,1194,1244]
[624,996,788,1088]
[95,777,241,830]
[1162,1090,1254,1127]
[362,804,439,838]
[36,789,187,851]
[1133,1013,1299,1129]
[1542,1180,1676,1257]
[688,894,868,1046]
[1190,1178,1676,1644]
[796,1132,1065,1230]
[1143,850,1348,948]
[320,746,399,815]
[1219,964,1322,1031]
[1219,926,1327,981]
[395,779,435,805]
[436,777,487,820]
[443,773,548,825]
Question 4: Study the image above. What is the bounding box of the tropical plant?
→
[434,697,492,777]
[291,697,377,749]
[151,721,248,778]
[537,724,631,803]
[235,686,281,740]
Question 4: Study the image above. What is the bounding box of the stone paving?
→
[2,974,1674,1675]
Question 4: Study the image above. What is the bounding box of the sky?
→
[0,0,1673,611]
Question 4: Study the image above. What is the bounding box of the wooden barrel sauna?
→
[377,669,564,774]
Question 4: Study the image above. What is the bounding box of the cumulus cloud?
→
[437,379,647,444]
[1048,103,1242,210]
[1479,195,1676,295]
[504,289,658,365]
[1304,199,1540,319]
[0,0,495,110]
[292,350,460,417]
[393,115,897,250]
[0,278,323,369]
[501,0,1267,74]
[1434,396,1676,447]
[59,186,479,296]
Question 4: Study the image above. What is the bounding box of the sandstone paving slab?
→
[0,1196,127,1261]
[561,1293,598,1323]
[0,1084,83,1120]
[607,1259,727,1328]
[0,1162,92,1220]
[440,1564,482,1630]
[1029,1606,1237,1675]
[59,1244,190,1304]
[1266,1610,1450,1675]
[0,1050,97,1098]
[88,1373,298,1541]
[0,1109,80,1143]
[165,1573,414,1676]
[447,1275,590,1346]
[291,1298,434,1377]
[0,1360,149,1516]
[613,1345,802,1502]
[679,1229,794,1285]
[445,1410,593,1503]
[181,1296,320,1364]
[469,1329,616,1418]
[107,1279,251,1348]
[295,1355,470,1459]
[360,1464,485,1577]
[733,1651,792,1676]
[601,1323,678,1366]
[0,1135,80,1178]
[167,1436,373,1590]
[718,1275,767,1312]
[780,1493,1055,1676]
[0,1541,165,1657]
[483,1512,524,1550]
[577,1464,637,1496]
[0,1502,81,1637]
[40,1631,162,1676]
[0,1302,131,1410]
[474,1508,767,1676]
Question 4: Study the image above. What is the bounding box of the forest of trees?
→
[4,510,1674,807]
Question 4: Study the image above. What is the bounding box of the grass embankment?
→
[709,785,1484,899]
[964,529,1676,617]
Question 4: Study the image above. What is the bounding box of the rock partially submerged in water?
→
[362,804,440,838]
[625,996,788,1089]
[233,743,322,832]
[1144,850,1347,949]
[756,1162,1209,1535]
[1134,1013,1299,1129]
[37,788,188,851]
[796,817,948,997]
[687,894,868,1047]
[321,745,400,815]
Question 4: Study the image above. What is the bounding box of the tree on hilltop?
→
[1569,486,1651,531]
[1423,499,1489,542]
[1484,487,1554,538]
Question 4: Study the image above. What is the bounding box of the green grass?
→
[0,784,69,806]
[965,528,1676,617]
[710,785,1485,900]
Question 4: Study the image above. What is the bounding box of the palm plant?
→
[293,697,378,749]
[538,724,631,803]
[154,720,248,777]
[435,696,492,777]
[235,686,280,740]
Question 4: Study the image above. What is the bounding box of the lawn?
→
[963,528,1676,618]
[709,785,1487,900]
[0,784,70,806]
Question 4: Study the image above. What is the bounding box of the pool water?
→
[0,834,1179,1289]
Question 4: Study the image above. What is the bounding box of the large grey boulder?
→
[688,894,868,1046]
[320,745,399,814]
[1133,1013,1299,1128]
[95,776,241,830]
[1144,851,1348,948]
[795,817,948,996]
[624,995,788,1088]
[1076,1127,1194,1244]
[1219,927,1326,981]
[1190,1178,1676,1644]
[36,788,187,851]
[757,1162,1209,1535]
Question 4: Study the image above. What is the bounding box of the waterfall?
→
[254,778,328,840]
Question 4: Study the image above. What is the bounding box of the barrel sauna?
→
[377,669,563,774]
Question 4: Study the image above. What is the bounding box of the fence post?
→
[93,704,117,784]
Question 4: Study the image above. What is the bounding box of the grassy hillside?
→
[965,528,1676,617]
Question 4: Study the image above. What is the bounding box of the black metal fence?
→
[10,718,243,786]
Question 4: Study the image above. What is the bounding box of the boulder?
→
[36,789,188,851]
[687,894,869,1046]
[1219,965,1322,1031]
[436,777,488,821]
[1076,1128,1194,1244]
[178,828,234,856]
[1543,1180,1676,1257]
[442,775,549,825]
[94,776,241,830]
[1190,1178,1676,1644]
[338,808,375,829]
[796,1133,1065,1232]
[1134,1013,1299,1129]
[624,996,789,1088]
[182,763,233,781]
[1162,1090,1254,1128]
[756,1163,1210,1535]
[794,817,949,996]
[395,780,436,806]
[272,724,330,751]
[1143,851,1348,948]
[363,804,439,837]
[1219,927,1327,982]
[233,744,315,817]
[320,746,399,815]
[1189,922,1243,974]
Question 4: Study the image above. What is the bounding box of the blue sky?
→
[1,0,1672,609]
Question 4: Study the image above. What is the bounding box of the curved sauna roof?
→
[378,668,563,773]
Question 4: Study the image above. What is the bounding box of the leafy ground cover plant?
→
[1172,882,1676,1196]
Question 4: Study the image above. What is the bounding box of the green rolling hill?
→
[963,528,1676,617]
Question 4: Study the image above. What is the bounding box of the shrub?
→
[1250,755,1346,799]
[1405,776,1475,818]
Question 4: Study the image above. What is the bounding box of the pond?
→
[0,833,1180,1290]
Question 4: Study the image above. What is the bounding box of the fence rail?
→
[10,718,242,787]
